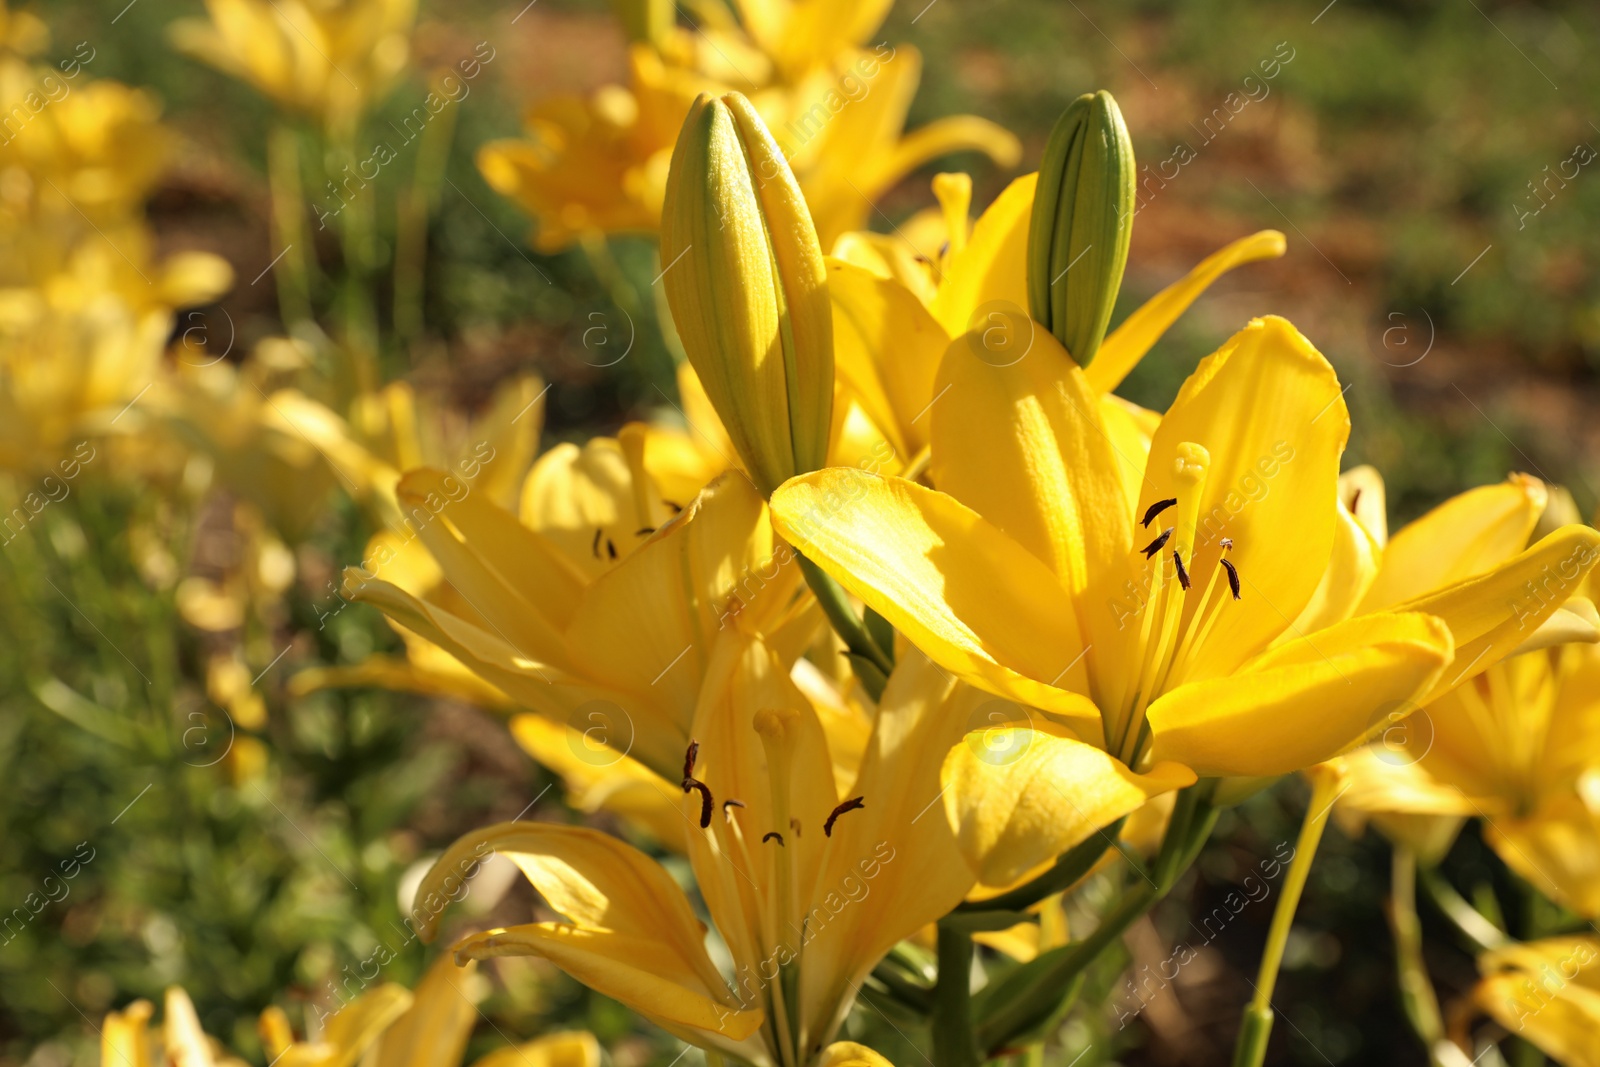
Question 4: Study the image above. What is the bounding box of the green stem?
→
[1231,770,1339,1067]
[933,924,979,1067]
[1417,867,1508,953]
[267,123,314,329]
[955,819,1123,914]
[796,554,893,700]
[1391,846,1456,1067]
[393,75,460,350]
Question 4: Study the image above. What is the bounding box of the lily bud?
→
[1026,89,1136,369]
[660,91,834,496]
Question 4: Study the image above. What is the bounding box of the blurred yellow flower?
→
[102,986,249,1067]
[1468,937,1600,1067]
[169,0,417,133]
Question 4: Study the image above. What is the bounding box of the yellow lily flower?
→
[413,638,976,1067]
[102,987,249,1067]
[827,168,1285,474]
[1466,937,1600,1067]
[169,0,416,133]
[259,953,600,1067]
[478,14,1018,252]
[771,314,1518,782]
[347,466,811,782]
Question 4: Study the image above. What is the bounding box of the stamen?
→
[1142,527,1174,558]
[762,831,785,846]
[590,527,603,559]
[789,817,802,837]
[606,537,618,560]
[636,527,656,536]
[1172,550,1190,591]
[722,798,745,813]
[1220,558,1242,600]
[665,500,683,514]
[682,740,699,780]
[1220,537,1233,550]
[823,796,865,837]
[683,779,713,828]
[1141,497,1178,528]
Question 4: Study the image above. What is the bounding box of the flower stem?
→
[1231,770,1339,1067]
[933,924,979,1067]
[796,554,893,700]
[1390,846,1476,1067]
[267,124,315,330]
[1417,866,1508,953]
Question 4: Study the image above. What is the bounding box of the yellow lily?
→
[1465,937,1600,1067]
[413,637,976,1067]
[827,168,1285,473]
[259,953,600,1067]
[347,465,811,782]
[771,314,1558,783]
[168,0,416,133]
[478,12,1018,252]
[102,987,249,1067]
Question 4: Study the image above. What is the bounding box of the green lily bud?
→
[660,91,834,496]
[1026,90,1136,368]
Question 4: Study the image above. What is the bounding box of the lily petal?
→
[373,956,479,1067]
[771,468,1099,732]
[929,173,1035,340]
[469,1033,601,1067]
[943,722,1193,890]
[817,1043,898,1067]
[1088,231,1286,394]
[1147,613,1453,778]
[1360,474,1547,613]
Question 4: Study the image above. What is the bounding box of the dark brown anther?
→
[1142,498,1178,528]
[682,779,713,828]
[683,740,699,780]
[1173,550,1191,591]
[762,831,785,846]
[1142,527,1174,559]
[1220,558,1242,600]
[591,527,603,559]
[665,500,684,514]
[722,799,745,813]
[636,527,656,536]
[823,796,866,837]
[606,537,618,560]
[789,817,802,837]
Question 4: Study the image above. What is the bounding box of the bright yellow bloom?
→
[1329,473,1600,914]
[828,168,1285,468]
[102,987,249,1067]
[770,313,1597,784]
[169,0,416,133]
[1467,937,1600,1067]
[414,641,974,1067]
[260,954,599,1067]
[478,12,1019,252]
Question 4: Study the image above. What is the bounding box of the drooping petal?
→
[771,468,1100,733]
[1393,525,1600,703]
[1147,613,1453,778]
[373,956,479,1067]
[943,723,1193,890]
[1088,231,1287,394]
[1360,474,1548,613]
[931,326,1136,679]
[1141,316,1350,681]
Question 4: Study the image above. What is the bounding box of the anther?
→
[1173,550,1191,591]
[682,740,699,780]
[1142,527,1174,559]
[789,817,802,837]
[682,779,713,828]
[722,799,745,813]
[823,796,865,837]
[1220,537,1233,550]
[762,831,785,846]
[1141,498,1178,528]
[665,500,683,514]
[590,527,603,559]
[636,527,656,536]
[1220,557,1242,600]
[606,537,618,560]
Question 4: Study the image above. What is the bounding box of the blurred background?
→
[2,0,1597,1064]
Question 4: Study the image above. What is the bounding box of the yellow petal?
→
[1487,799,1600,919]
[1140,316,1350,681]
[469,1032,601,1067]
[1360,474,1547,612]
[1088,231,1287,394]
[930,172,1036,339]
[1289,495,1383,637]
[944,725,1194,890]
[817,1042,898,1067]
[826,257,947,457]
[1476,936,1600,1067]
[771,468,1100,733]
[519,437,654,581]
[280,985,412,1067]
[162,988,215,1067]
[932,324,1137,674]
[1507,595,1600,655]
[103,1000,153,1067]
[374,956,479,1067]
[1395,525,1600,703]
[1147,613,1453,778]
